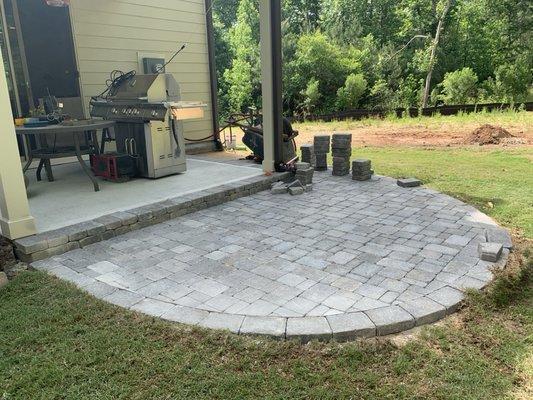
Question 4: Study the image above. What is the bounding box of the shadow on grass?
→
[443,191,505,209]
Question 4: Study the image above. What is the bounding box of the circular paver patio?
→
[33,172,511,341]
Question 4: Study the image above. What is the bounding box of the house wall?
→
[68,0,215,145]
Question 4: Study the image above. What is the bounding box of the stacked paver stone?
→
[300,144,315,166]
[331,134,352,176]
[294,161,314,188]
[352,159,373,181]
[313,135,330,171]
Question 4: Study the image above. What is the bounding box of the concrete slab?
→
[26,157,263,233]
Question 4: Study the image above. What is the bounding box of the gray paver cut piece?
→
[397,178,423,188]
[479,242,503,262]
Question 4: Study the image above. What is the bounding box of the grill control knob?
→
[122,108,127,114]
[151,110,158,117]
[111,108,117,114]
[133,109,139,115]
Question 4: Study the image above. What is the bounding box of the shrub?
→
[301,78,321,115]
[336,73,368,110]
[439,67,479,104]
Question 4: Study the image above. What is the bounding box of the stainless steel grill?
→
[90,73,205,178]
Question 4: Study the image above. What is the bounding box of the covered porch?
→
[0,0,284,244]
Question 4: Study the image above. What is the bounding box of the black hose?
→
[91,70,136,101]
[185,134,215,142]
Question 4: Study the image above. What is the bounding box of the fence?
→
[293,102,533,123]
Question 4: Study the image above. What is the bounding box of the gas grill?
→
[90,73,205,178]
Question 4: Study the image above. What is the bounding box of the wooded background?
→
[212,0,532,119]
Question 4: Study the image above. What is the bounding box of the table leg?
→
[100,128,107,154]
[44,159,55,182]
[22,136,33,172]
[92,130,101,155]
[74,133,100,192]
[22,153,33,173]
[36,159,44,181]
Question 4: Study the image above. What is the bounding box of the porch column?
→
[259,0,283,173]
[0,50,36,240]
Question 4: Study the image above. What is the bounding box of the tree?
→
[288,32,360,113]
[213,0,532,117]
[422,0,455,107]
[283,0,322,35]
[213,0,240,28]
[490,59,532,103]
[439,67,478,104]
[321,0,402,46]
[337,73,368,110]
[223,0,260,113]
[301,78,321,115]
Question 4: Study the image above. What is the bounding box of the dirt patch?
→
[291,119,532,148]
[222,116,532,149]
[0,237,16,271]
[466,124,515,145]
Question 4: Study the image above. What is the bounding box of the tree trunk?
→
[422,0,453,108]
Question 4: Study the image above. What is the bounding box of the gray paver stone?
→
[397,297,446,326]
[95,215,123,230]
[326,312,376,341]
[289,186,305,196]
[239,316,287,338]
[286,317,332,342]
[478,242,503,262]
[104,290,145,308]
[14,235,48,253]
[201,313,244,333]
[365,305,415,336]
[131,298,175,317]
[397,178,422,188]
[426,286,464,313]
[161,306,209,325]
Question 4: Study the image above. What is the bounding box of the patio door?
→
[0,0,83,118]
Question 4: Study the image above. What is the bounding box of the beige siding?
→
[69,0,214,142]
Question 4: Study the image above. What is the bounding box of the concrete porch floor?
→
[25,155,262,233]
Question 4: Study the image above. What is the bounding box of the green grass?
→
[294,108,533,131]
[1,145,532,399]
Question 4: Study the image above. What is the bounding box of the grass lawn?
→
[294,108,533,132]
[1,146,532,399]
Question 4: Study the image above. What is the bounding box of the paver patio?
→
[31,172,511,341]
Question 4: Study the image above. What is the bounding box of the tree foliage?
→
[337,74,368,110]
[214,0,532,119]
[439,67,478,104]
